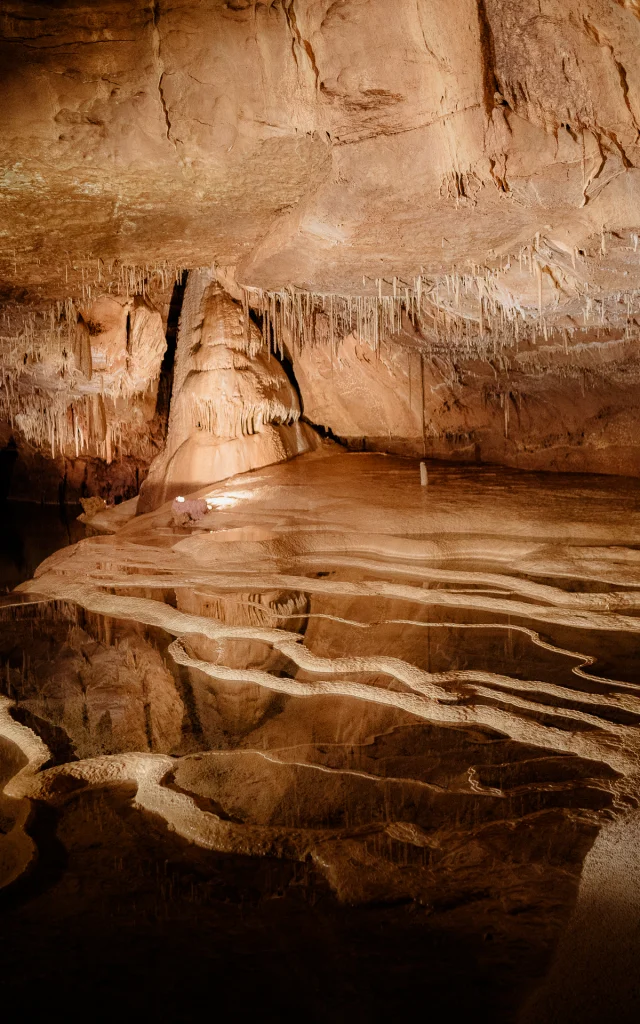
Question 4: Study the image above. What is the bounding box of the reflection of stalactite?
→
[177,589,309,630]
[35,537,639,778]
[17,573,636,774]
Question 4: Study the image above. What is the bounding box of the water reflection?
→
[0,500,85,590]
[1,453,640,1020]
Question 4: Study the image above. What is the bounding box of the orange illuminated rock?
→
[138,272,318,512]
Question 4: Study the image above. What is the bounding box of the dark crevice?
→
[476,0,500,115]
[172,661,204,740]
[303,419,348,448]
[158,71,174,145]
[614,57,640,133]
[10,705,78,766]
[285,1,320,88]
[276,340,303,404]
[0,800,68,913]
[0,438,19,501]
[151,1,177,149]
[165,774,245,822]
[155,271,186,425]
[257,317,345,448]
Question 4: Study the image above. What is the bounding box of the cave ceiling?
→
[1,0,640,326]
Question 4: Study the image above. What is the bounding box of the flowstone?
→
[138,271,317,513]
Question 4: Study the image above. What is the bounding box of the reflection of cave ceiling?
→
[1,0,640,319]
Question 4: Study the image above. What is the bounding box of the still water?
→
[1,452,639,1022]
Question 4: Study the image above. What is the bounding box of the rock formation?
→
[291,320,640,474]
[3,4,640,1020]
[138,270,317,512]
[3,449,640,1019]
[0,285,170,501]
[2,1,640,485]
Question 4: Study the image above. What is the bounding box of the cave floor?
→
[1,449,640,1022]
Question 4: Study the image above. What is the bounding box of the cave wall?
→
[292,323,640,476]
[2,0,640,295]
[0,420,147,504]
[3,1,640,486]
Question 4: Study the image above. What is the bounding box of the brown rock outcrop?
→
[4,10,640,1019]
[2,1,640,479]
[292,321,640,475]
[138,271,317,512]
[0,0,638,299]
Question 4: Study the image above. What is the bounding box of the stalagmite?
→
[137,271,318,513]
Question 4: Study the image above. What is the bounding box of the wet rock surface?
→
[2,4,640,1017]
[1,451,640,1020]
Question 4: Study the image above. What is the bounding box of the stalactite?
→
[240,237,640,361]
[188,392,299,440]
[241,283,629,362]
[0,284,167,461]
[3,230,640,465]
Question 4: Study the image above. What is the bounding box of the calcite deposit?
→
[2,450,640,1019]
[138,269,317,511]
[2,0,640,483]
[2,2,640,1021]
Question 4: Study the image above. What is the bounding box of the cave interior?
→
[2,2,640,1021]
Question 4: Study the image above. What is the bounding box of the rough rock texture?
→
[293,330,424,451]
[138,271,317,512]
[1,0,639,294]
[0,286,170,501]
[0,0,634,299]
[4,10,640,1015]
[1,606,184,758]
[292,321,640,474]
[3,0,640,478]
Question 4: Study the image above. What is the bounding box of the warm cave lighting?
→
[204,491,253,511]
[2,2,640,1021]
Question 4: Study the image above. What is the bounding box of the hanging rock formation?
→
[290,319,640,474]
[3,6,640,1021]
[1,287,169,501]
[3,1,640,482]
